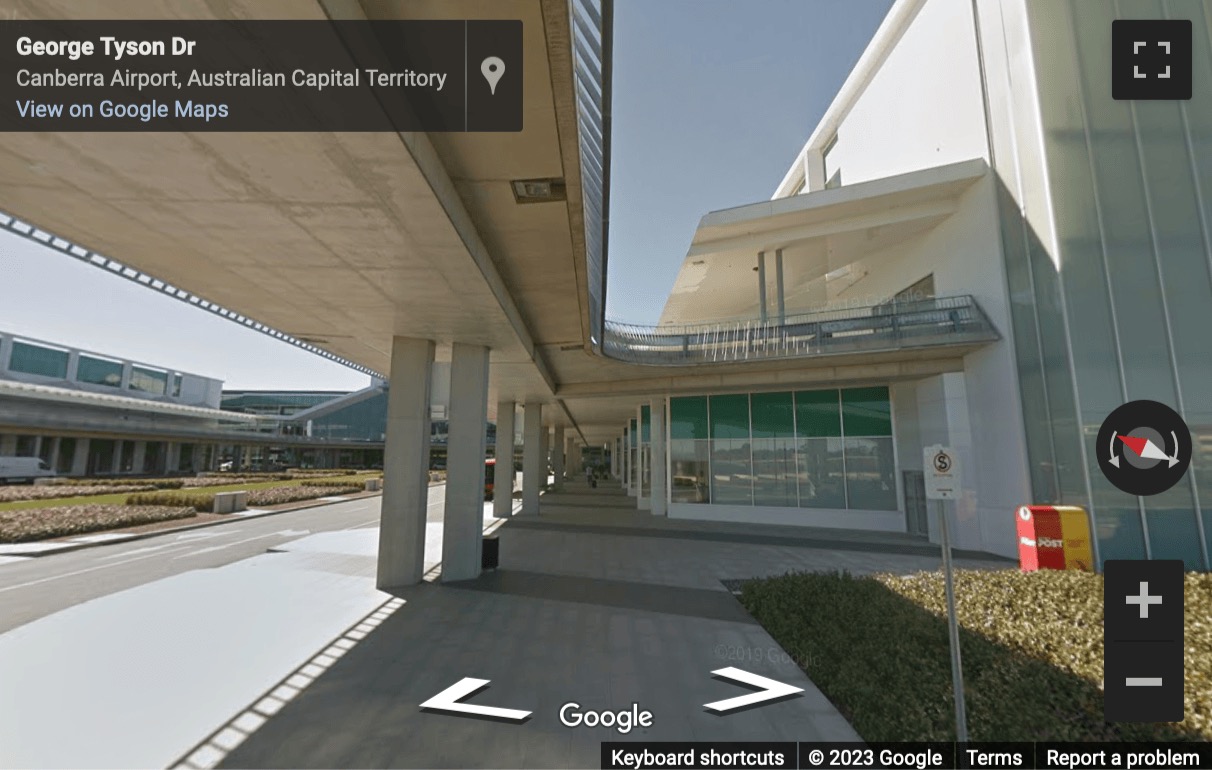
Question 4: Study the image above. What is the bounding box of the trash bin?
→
[482,535,499,570]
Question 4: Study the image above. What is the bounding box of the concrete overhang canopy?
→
[661,158,988,325]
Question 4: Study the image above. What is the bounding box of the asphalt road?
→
[0,484,445,635]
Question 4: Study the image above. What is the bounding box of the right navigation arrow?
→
[703,667,804,713]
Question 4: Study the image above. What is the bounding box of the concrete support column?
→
[70,438,89,476]
[65,350,80,382]
[757,251,768,323]
[552,425,565,488]
[522,403,543,515]
[120,362,133,390]
[132,441,147,474]
[651,398,668,516]
[376,337,434,589]
[111,441,124,474]
[494,401,516,519]
[441,343,490,583]
[636,405,649,510]
[32,435,42,460]
[164,442,180,474]
[623,426,631,492]
[775,248,785,324]
[48,436,61,470]
[0,333,12,371]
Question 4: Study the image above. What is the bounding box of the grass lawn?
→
[0,474,370,513]
[740,568,1211,742]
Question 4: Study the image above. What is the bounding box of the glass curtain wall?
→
[670,387,896,511]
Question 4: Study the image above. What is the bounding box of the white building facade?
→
[619,0,1212,569]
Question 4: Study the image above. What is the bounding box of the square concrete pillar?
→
[111,441,124,475]
[651,398,668,516]
[70,438,89,476]
[164,442,180,474]
[494,401,516,519]
[132,441,147,475]
[522,403,543,515]
[552,425,565,488]
[377,337,434,589]
[441,343,490,583]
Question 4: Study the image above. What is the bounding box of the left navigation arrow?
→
[419,678,531,722]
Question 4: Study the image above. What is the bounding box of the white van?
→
[0,456,56,484]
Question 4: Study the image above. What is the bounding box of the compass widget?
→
[1096,400,1191,497]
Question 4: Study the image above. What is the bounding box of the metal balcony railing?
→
[601,295,1000,366]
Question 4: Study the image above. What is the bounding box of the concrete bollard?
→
[213,490,248,513]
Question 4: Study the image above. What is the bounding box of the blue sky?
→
[0,0,891,390]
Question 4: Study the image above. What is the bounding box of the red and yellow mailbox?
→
[1016,505,1094,572]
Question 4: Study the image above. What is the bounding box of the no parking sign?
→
[924,445,959,499]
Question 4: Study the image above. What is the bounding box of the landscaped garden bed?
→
[0,484,160,503]
[0,504,196,543]
[740,568,1211,742]
[126,483,364,512]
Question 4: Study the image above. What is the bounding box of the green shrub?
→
[126,491,217,513]
[48,477,184,489]
[0,504,196,542]
[246,485,361,506]
[305,478,374,488]
[0,484,161,502]
[740,569,1211,742]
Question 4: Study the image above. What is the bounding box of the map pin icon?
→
[481,56,505,95]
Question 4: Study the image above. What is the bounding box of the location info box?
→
[0,20,522,131]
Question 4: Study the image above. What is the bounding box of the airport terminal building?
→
[612,0,1212,570]
[1,0,1208,585]
[0,330,388,474]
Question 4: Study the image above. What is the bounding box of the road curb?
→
[1,484,437,558]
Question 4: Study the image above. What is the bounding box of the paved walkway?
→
[210,481,1008,769]
[0,480,1012,769]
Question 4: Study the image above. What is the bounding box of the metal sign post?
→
[924,445,968,742]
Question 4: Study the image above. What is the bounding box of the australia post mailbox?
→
[1016,505,1094,572]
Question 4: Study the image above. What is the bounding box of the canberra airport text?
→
[16,68,449,91]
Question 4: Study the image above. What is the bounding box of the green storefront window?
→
[670,396,709,440]
[795,390,841,438]
[709,394,749,440]
[842,387,892,436]
[641,405,651,443]
[750,391,795,438]
[9,341,68,378]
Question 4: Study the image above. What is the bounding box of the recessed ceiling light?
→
[511,178,567,204]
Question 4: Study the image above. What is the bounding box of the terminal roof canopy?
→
[660,159,988,326]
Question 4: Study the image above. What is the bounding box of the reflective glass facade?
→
[670,387,896,511]
[1001,2,1212,568]
[77,355,123,387]
[9,341,68,378]
[128,366,167,395]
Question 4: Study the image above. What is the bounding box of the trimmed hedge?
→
[0,484,158,502]
[126,491,217,513]
[740,569,1211,742]
[0,504,196,542]
[48,478,185,489]
[246,485,361,505]
[304,478,380,488]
